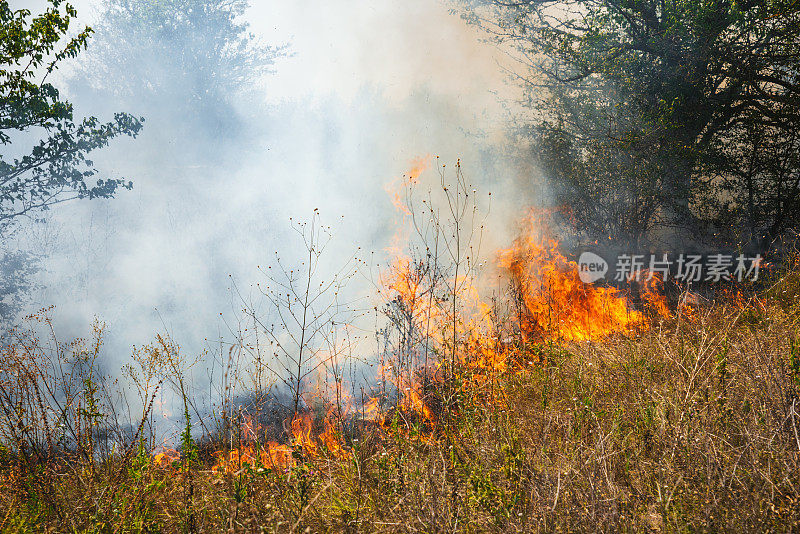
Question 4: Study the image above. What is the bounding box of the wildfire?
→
[640,271,671,318]
[153,448,180,468]
[498,233,646,342]
[384,156,431,216]
[290,412,318,457]
[400,378,436,426]
[372,162,675,439]
[384,156,432,261]
[211,442,294,474]
[209,409,351,475]
[318,409,347,459]
[362,396,381,420]
[162,160,698,477]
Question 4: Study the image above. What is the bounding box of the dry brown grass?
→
[0,293,799,532]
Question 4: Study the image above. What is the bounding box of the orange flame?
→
[291,413,318,457]
[363,396,381,421]
[153,448,180,468]
[640,271,671,318]
[211,413,295,474]
[211,409,350,473]
[318,410,347,459]
[211,442,294,474]
[498,229,645,341]
[397,376,436,427]
[384,156,432,261]
[384,156,431,216]
[371,164,671,441]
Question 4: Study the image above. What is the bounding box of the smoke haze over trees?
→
[1,0,797,378]
[74,0,287,137]
[0,0,142,325]
[2,0,525,368]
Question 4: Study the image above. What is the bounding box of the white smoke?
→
[7,0,545,421]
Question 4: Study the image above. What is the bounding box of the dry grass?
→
[0,293,799,532]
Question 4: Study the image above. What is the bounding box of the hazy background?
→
[5,1,543,417]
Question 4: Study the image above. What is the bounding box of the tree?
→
[77,0,287,130]
[461,0,800,247]
[0,0,143,235]
[0,250,37,331]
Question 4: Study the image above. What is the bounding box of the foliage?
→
[0,250,37,331]
[0,0,143,234]
[460,0,800,247]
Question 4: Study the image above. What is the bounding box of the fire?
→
[382,257,446,343]
[210,413,295,474]
[498,231,646,341]
[370,162,674,440]
[210,409,350,474]
[384,156,431,216]
[318,410,347,459]
[174,161,686,475]
[363,396,381,420]
[212,442,294,474]
[384,156,432,262]
[291,412,318,457]
[153,448,180,468]
[640,272,670,318]
[289,410,349,459]
[678,298,699,320]
[400,378,436,427]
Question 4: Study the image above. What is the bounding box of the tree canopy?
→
[461,0,800,248]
